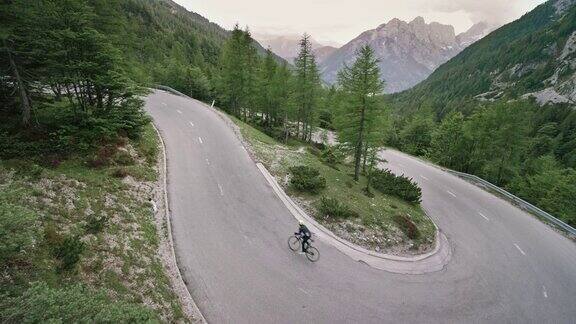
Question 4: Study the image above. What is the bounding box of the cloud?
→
[426,0,540,26]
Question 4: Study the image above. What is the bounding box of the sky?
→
[176,0,547,45]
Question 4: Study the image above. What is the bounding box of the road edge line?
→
[151,122,207,324]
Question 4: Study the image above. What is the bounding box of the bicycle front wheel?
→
[288,235,300,252]
[305,246,320,262]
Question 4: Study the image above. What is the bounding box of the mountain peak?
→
[320,18,473,93]
[410,16,426,25]
[456,22,492,47]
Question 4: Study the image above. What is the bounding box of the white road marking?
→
[198,137,203,144]
[542,285,548,298]
[420,175,429,181]
[189,121,194,127]
[205,158,210,165]
[177,109,182,114]
[478,212,490,221]
[447,190,457,198]
[161,102,167,106]
[217,183,224,196]
[513,243,526,256]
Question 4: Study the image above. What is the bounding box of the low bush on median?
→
[372,169,422,203]
[393,214,420,240]
[318,197,358,219]
[289,165,326,194]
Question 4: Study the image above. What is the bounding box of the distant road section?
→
[146,89,576,323]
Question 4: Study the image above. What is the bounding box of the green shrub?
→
[137,124,159,164]
[263,126,286,141]
[318,197,358,219]
[372,169,422,203]
[394,214,420,239]
[51,235,85,272]
[2,160,44,178]
[0,203,38,265]
[318,110,333,129]
[0,99,149,160]
[85,216,107,234]
[113,150,135,166]
[307,145,322,157]
[289,166,326,194]
[87,145,117,168]
[111,167,129,178]
[320,147,343,166]
[0,282,158,323]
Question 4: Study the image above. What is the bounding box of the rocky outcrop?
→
[319,17,489,93]
[523,30,576,105]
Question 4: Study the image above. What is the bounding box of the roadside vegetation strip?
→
[0,124,187,322]
[230,117,436,257]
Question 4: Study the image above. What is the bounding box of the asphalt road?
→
[146,89,576,323]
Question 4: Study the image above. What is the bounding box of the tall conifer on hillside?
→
[219,25,259,120]
[336,45,386,181]
[293,34,321,141]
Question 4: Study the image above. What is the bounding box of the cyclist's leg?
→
[302,237,308,252]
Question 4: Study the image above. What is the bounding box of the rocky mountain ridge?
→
[392,0,576,113]
[320,17,491,93]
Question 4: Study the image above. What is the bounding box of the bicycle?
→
[288,234,320,262]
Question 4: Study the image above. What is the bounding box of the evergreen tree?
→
[270,62,294,143]
[293,34,321,141]
[429,111,470,171]
[398,114,435,157]
[218,25,259,120]
[241,28,259,121]
[336,45,386,181]
[464,102,532,185]
[256,48,278,128]
[219,24,247,116]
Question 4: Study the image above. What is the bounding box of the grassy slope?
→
[0,123,185,322]
[232,117,435,252]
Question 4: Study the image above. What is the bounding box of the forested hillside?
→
[388,0,576,226]
[0,0,282,321]
[108,0,285,100]
[392,0,576,115]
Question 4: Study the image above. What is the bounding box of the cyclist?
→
[295,220,312,253]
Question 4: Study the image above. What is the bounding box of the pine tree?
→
[219,24,246,116]
[293,34,321,141]
[218,25,259,121]
[241,27,259,121]
[271,62,294,143]
[336,45,386,181]
[257,48,278,128]
[429,111,469,171]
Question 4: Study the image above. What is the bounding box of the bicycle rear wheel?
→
[305,246,320,262]
[288,235,300,252]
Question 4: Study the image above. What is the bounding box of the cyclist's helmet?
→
[298,220,304,225]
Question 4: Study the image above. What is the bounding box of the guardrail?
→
[154,85,188,97]
[447,169,576,236]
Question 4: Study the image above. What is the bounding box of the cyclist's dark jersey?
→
[298,224,311,237]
